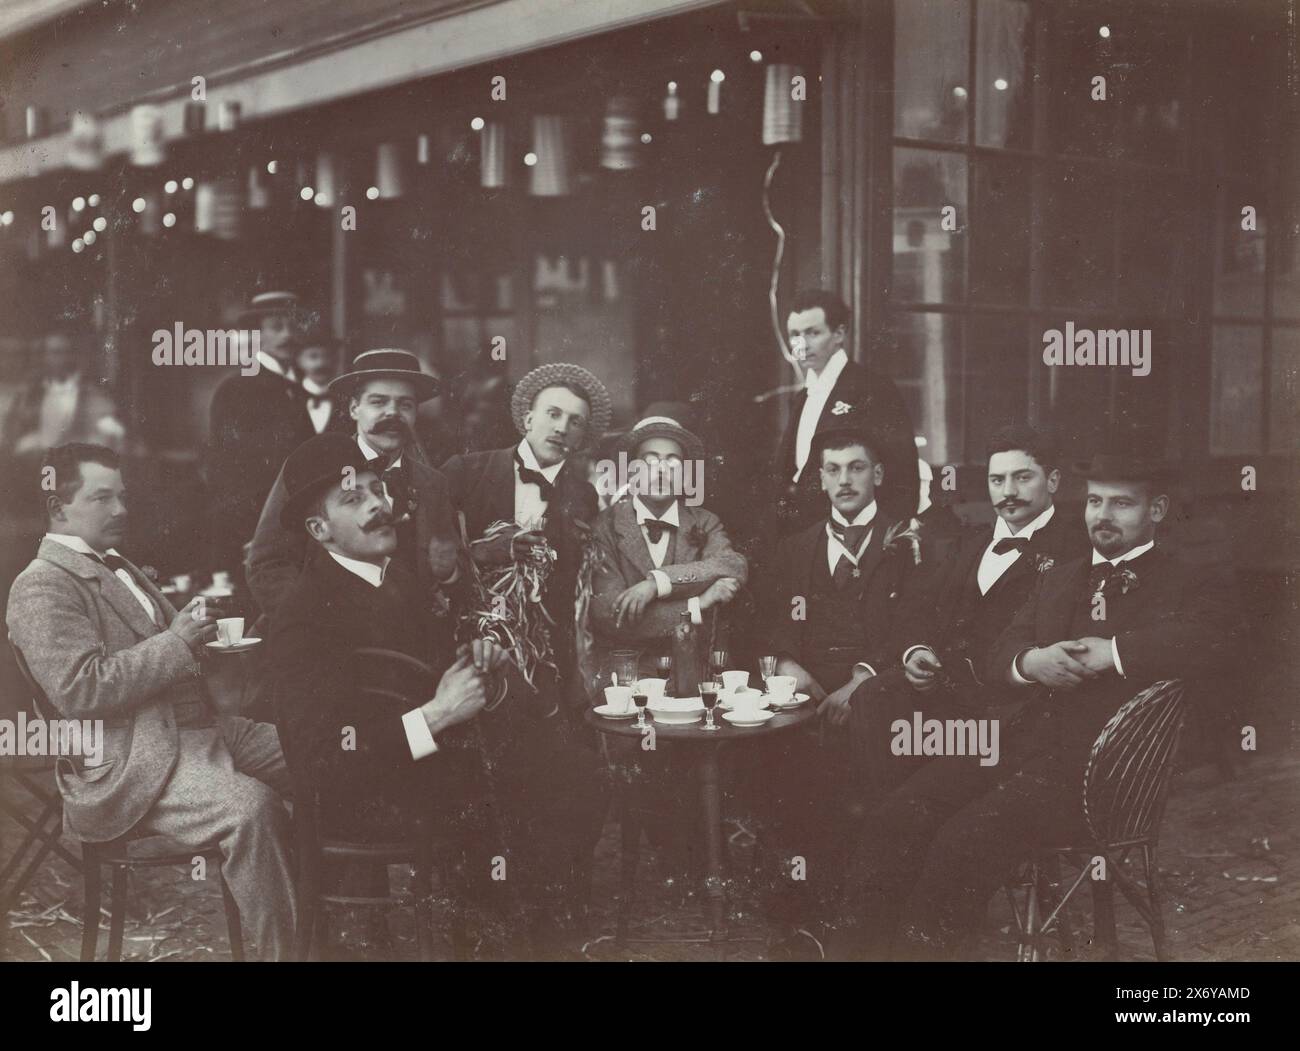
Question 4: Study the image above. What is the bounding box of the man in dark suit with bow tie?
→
[772,291,919,538]
[758,410,926,953]
[207,291,316,576]
[837,452,1239,959]
[849,425,1090,791]
[247,349,462,626]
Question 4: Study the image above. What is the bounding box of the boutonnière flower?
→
[882,517,923,565]
[830,400,853,416]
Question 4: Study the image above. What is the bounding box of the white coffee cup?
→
[216,617,245,647]
[212,571,232,590]
[604,686,634,714]
[172,574,193,592]
[720,670,750,693]
[767,675,797,700]
[635,677,667,699]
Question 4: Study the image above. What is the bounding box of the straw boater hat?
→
[327,348,440,403]
[239,290,300,324]
[617,415,705,462]
[279,433,371,530]
[510,362,612,444]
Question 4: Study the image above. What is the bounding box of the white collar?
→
[302,376,329,395]
[831,500,877,528]
[45,532,117,561]
[517,438,565,483]
[256,351,291,379]
[632,497,680,527]
[357,433,402,471]
[805,348,848,391]
[327,550,390,588]
[1092,539,1155,566]
[993,503,1056,542]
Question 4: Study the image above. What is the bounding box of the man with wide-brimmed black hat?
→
[207,291,315,575]
[838,449,1239,960]
[756,405,927,954]
[248,349,461,624]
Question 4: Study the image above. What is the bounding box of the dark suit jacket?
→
[246,441,460,624]
[774,360,919,534]
[892,504,1090,684]
[986,545,1240,761]
[207,368,316,570]
[761,513,920,682]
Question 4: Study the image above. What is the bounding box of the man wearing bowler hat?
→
[838,449,1239,960]
[207,291,315,576]
[248,349,462,625]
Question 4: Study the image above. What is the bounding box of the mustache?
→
[371,417,409,435]
[362,511,396,533]
[1092,522,1119,532]
[997,499,1026,510]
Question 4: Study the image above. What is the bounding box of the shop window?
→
[1209,325,1264,455]
[893,148,967,305]
[894,0,970,144]
[975,0,1033,149]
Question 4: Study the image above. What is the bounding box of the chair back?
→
[8,633,55,720]
[1082,679,1186,848]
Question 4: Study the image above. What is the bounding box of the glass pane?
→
[1209,325,1263,455]
[1213,184,1265,317]
[966,315,1030,459]
[894,0,970,143]
[1117,174,1196,316]
[1113,17,1189,166]
[1041,162,1116,310]
[1046,6,1116,157]
[1273,205,1300,320]
[1269,328,1300,453]
[893,148,967,304]
[975,0,1033,149]
[971,155,1031,304]
[892,311,962,467]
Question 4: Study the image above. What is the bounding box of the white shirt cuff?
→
[901,645,933,666]
[1010,649,1035,685]
[687,596,704,626]
[1110,637,1125,677]
[852,662,877,679]
[402,708,439,760]
[650,570,671,598]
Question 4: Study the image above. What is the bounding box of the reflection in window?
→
[976,0,1032,148]
[1269,329,1299,452]
[894,0,969,143]
[1209,325,1263,454]
[893,149,967,304]
[892,311,962,468]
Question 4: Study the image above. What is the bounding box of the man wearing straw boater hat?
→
[837,447,1239,960]
[207,291,316,576]
[248,348,462,624]
[588,414,747,681]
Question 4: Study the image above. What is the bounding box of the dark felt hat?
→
[1071,452,1173,484]
[279,433,372,531]
[327,348,440,403]
[810,405,886,462]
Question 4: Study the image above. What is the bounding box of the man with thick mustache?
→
[849,425,1089,791]
[837,451,1238,960]
[248,349,462,625]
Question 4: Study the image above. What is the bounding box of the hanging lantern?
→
[67,111,104,170]
[601,97,639,171]
[376,142,405,199]
[314,151,337,208]
[529,115,572,197]
[481,122,507,189]
[130,105,165,166]
[762,64,804,145]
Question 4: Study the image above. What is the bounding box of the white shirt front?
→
[45,532,157,625]
[793,348,849,483]
[327,548,438,761]
[514,438,564,531]
[977,504,1057,596]
[256,350,296,383]
[1091,539,1155,569]
[633,497,680,570]
[826,500,877,576]
[303,377,332,434]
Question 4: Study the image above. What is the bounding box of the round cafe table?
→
[585,701,816,935]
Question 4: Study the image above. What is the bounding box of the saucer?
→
[722,709,775,727]
[593,704,637,720]
[766,692,810,709]
[206,637,261,653]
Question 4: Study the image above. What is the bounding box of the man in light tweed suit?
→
[6,443,295,960]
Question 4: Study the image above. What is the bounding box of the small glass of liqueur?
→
[758,655,777,692]
[633,689,649,729]
[699,682,721,732]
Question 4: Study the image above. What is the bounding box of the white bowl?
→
[635,678,668,698]
[647,697,704,725]
[720,688,769,712]
[723,709,775,727]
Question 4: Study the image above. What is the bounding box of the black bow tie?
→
[307,394,329,409]
[829,519,870,554]
[642,519,677,545]
[515,452,556,502]
[992,536,1030,556]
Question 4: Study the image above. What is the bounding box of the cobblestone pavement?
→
[3,746,1297,962]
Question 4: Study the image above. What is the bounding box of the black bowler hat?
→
[327,348,440,403]
[1071,452,1173,484]
[810,405,886,462]
[279,434,372,531]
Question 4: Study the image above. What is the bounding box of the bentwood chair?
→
[8,635,244,961]
[1007,679,1187,962]
[292,648,471,961]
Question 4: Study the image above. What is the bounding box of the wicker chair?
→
[1008,678,1187,962]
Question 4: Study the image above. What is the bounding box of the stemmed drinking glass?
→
[758,655,777,693]
[654,655,672,680]
[698,681,721,732]
[710,649,729,680]
[632,688,650,729]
